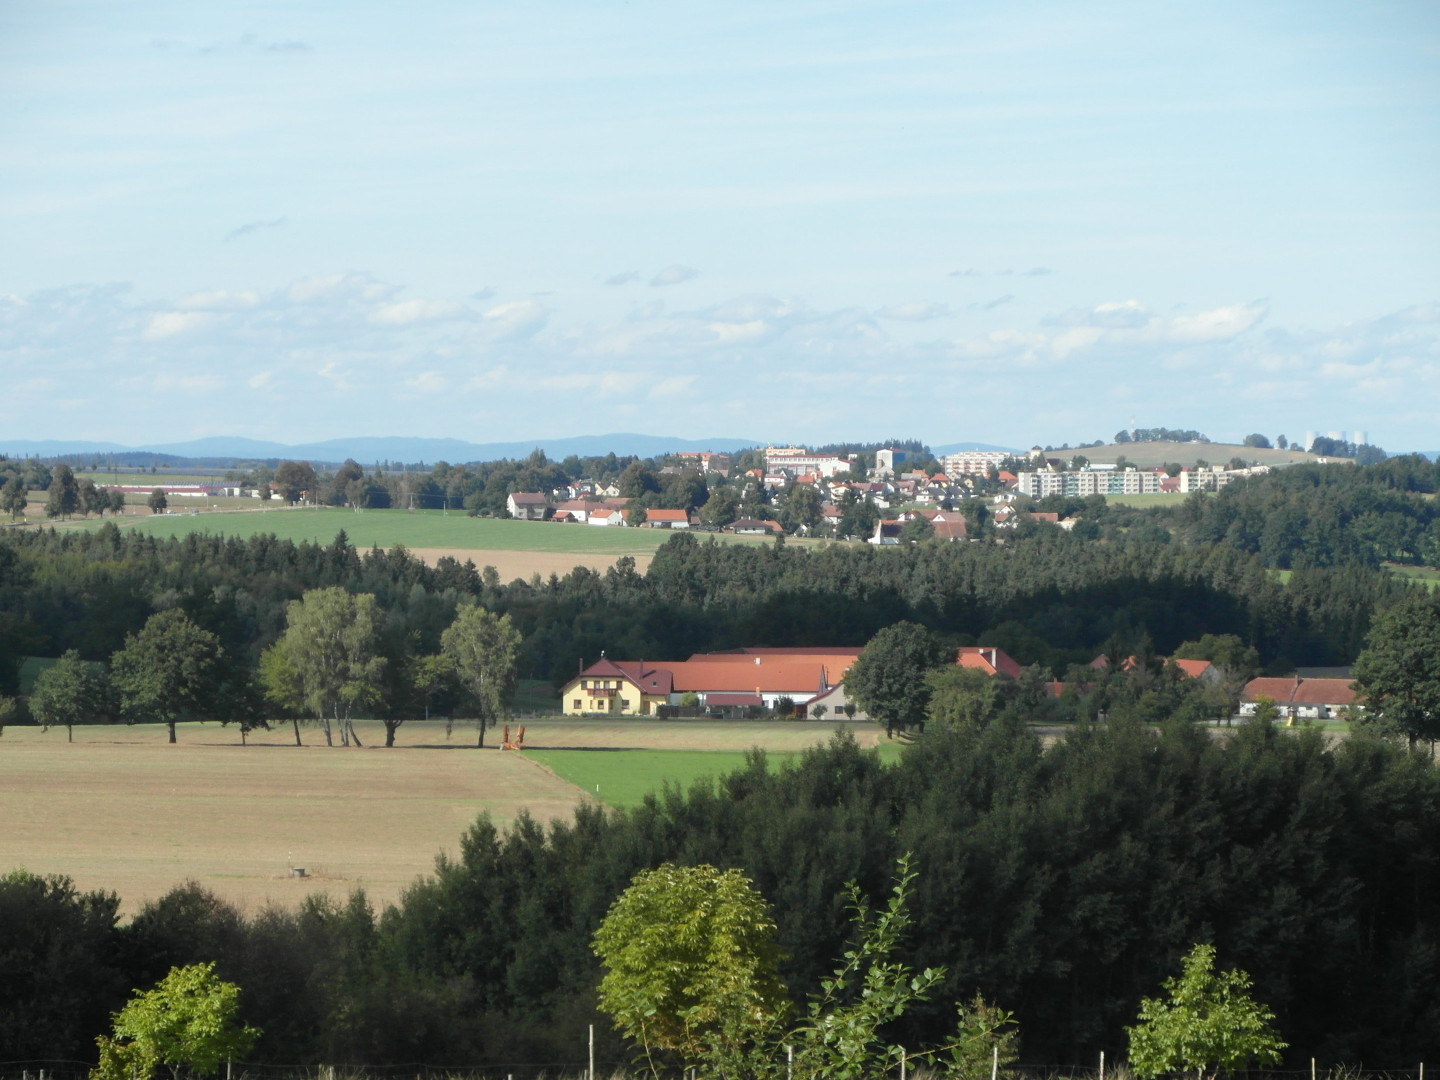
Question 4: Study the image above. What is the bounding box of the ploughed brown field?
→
[0,720,585,916]
[407,547,654,579]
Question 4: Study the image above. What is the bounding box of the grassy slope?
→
[1101,493,1191,508]
[1076,441,1328,469]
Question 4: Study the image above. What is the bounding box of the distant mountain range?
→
[0,434,769,466]
[7,434,1418,466]
[0,434,1020,465]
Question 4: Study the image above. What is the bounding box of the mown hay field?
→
[0,718,884,915]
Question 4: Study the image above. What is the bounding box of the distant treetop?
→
[1113,428,1210,444]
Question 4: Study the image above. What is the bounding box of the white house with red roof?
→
[559,647,863,716]
[644,508,693,529]
[1240,676,1358,721]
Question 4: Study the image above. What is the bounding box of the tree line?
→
[0,498,1424,727]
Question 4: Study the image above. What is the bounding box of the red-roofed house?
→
[644,508,693,529]
[560,658,675,716]
[559,648,862,715]
[1240,676,1358,721]
[956,646,1023,678]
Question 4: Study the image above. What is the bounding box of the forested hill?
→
[1177,454,1440,568]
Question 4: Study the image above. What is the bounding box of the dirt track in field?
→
[408,548,654,581]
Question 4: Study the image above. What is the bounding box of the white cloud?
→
[1164,302,1268,343]
[708,320,776,346]
[877,301,950,322]
[605,271,639,286]
[969,294,1014,311]
[316,360,353,389]
[4,270,1434,450]
[649,376,696,399]
[650,265,698,287]
[224,218,286,243]
[404,370,448,393]
[480,300,548,341]
[467,364,511,390]
[176,289,262,311]
[142,311,221,340]
[286,272,398,306]
[538,371,640,395]
[370,299,468,325]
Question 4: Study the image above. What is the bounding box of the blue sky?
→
[2,1,1437,451]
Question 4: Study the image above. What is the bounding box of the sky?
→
[2,0,1438,452]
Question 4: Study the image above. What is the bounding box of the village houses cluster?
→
[504,445,1273,543]
[561,643,1359,724]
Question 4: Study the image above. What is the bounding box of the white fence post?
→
[588,1022,595,1080]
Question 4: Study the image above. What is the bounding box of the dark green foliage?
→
[1352,591,1440,745]
[0,870,126,1060]
[5,727,1440,1065]
[111,609,226,742]
[1180,458,1440,568]
[845,621,950,734]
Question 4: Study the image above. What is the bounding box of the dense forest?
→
[6,722,1439,1066]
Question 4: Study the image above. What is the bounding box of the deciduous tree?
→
[1352,592,1440,746]
[274,587,386,746]
[1,476,28,519]
[29,649,115,741]
[1127,943,1285,1080]
[440,603,519,747]
[273,460,317,505]
[45,463,79,519]
[111,610,225,743]
[93,962,259,1080]
[845,622,951,737]
[593,863,789,1075]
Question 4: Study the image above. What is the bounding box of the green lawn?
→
[528,743,904,809]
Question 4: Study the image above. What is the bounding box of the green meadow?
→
[527,742,904,810]
[103,507,677,555]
